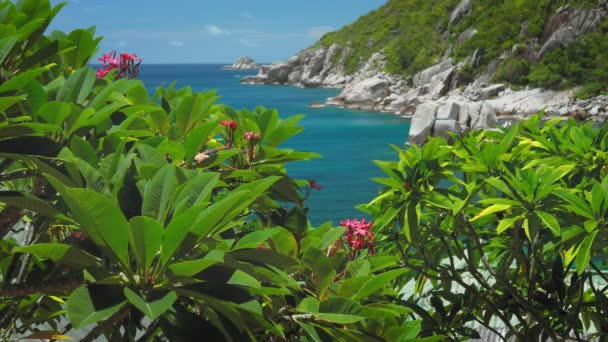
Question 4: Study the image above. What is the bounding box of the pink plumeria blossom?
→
[220,120,237,131]
[120,52,138,61]
[244,132,261,140]
[98,51,115,63]
[96,66,110,78]
[340,218,375,256]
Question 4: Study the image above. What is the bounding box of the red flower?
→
[120,52,138,61]
[108,57,120,69]
[244,132,261,140]
[220,120,237,131]
[308,179,322,191]
[96,66,111,78]
[340,218,375,255]
[98,51,115,63]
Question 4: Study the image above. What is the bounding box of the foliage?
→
[493,57,530,85]
[0,1,427,341]
[363,115,608,340]
[456,64,475,86]
[529,29,608,98]
[317,0,461,75]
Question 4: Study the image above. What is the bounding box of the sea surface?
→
[138,64,411,225]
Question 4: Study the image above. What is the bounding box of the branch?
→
[0,277,83,297]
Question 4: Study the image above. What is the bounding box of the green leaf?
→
[0,65,53,93]
[232,228,282,250]
[472,204,512,221]
[167,250,224,277]
[184,122,217,163]
[38,101,72,126]
[0,191,64,218]
[554,189,593,219]
[61,188,130,269]
[353,269,407,300]
[129,216,163,273]
[576,230,598,275]
[0,95,25,113]
[318,227,346,250]
[142,164,177,223]
[497,215,520,234]
[316,298,365,324]
[536,211,560,236]
[173,172,219,217]
[124,288,177,321]
[302,247,335,297]
[20,331,73,340]
[67,287,126,329]
[227,270,262,289]
[12,243,101,268]
[56,67,95,105]
[161,202,208,266]
[0,35,18,66]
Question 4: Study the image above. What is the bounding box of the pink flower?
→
[244,132,261,140]
[96,66,110,78]
[340,218,375,255]
[120,52,138,61]
[108,58,120,69]
[98,51,115,63]
[220,120,237,131]
[308,179,322,191]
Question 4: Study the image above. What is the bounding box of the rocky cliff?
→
[223,56,258,70]
[241,0,608,144]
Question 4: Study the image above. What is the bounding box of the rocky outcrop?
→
[223,56,258,70]
[241,44,350,88]
[537,4,608,60]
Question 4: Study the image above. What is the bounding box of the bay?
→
[138,64,411,225]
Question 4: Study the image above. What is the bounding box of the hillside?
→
[242,0,608,143]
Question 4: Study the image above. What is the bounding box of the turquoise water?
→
[138,64,411,225]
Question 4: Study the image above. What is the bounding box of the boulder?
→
[414,59,454,88]
[456,28,478,45]
[450,0,474,24]
[342,76,391,103]
[408,102,439,145]
[386,87,425,112]
[434,119,461,140]
[266,62,293,84]
[437,102,460,120]
[472,102,498,129]
[427,67,456,99]
[223,56,258,70]
[478,84,506,100]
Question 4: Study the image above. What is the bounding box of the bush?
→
[493,57,530,85]
[363,115,608,340]
[576,82,607,99]
[457,64,475,85]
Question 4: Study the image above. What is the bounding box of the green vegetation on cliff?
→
[317,0,606,97]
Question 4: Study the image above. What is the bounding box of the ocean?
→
[138,64,411,225]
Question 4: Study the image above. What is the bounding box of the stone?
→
[450,0,474,24]
[434,119,461,139]
[456,28,478,45]
[478,84,506,100]
[341,76,390,103]
[408,102,439,145]
[386,87,425,111]
[472,102,498,129]
[437,102,460,120]
[590,106,600,116]
[223,56,258,70]
[413,59,454,88]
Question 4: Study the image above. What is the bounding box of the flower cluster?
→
[340,218,375,257]
[220,120,237,132]
[96,51,141,79]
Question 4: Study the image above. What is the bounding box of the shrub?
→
[576,82,607,99]
[457,64,475,85]
[493,57,530,85]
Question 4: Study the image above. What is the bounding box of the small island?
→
[223,56,258,70]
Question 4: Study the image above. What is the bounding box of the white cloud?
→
[308,26,335,39]
[205,25,229,36]
[169,40,184,47]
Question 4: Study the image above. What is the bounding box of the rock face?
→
[223,56,258,70]
[241,44,350,88]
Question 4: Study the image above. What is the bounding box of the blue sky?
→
[49,0,385,64]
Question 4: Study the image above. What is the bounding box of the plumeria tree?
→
[0,1,427,341]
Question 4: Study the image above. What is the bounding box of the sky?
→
[48,0,386,64]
